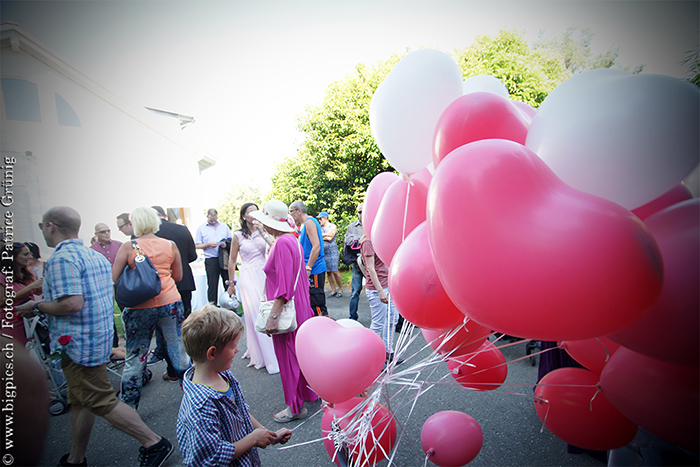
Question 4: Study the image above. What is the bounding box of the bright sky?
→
[3,0,698,202]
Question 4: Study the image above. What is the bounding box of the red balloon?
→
[321,397,397,467]
[433,92,530,166]
[534,368,638,451]
[631,183,693,220]
[559,337,621,375]
[363,171,399,241]
[600,346,699,452]
[608,198,699,366]
[389,222,466,329]
[422,319,491,357]
[371,177,428,265]
[421,411,483,466]
[447,340,507,391]
[427,139,663,341]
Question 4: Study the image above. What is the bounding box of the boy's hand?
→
[251,428,276,448]
[272,428,292,445]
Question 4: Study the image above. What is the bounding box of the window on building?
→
[1,78,41,122]
[55,93,81,127]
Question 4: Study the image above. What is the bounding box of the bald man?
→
[89,222,122,266]
[17,206,173,467]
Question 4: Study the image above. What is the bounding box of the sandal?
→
[273,406,308,423]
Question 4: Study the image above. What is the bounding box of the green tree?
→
[269,56,403,237]
[533,27,644,76]
[215,181,263,230]
[453,29,567,107]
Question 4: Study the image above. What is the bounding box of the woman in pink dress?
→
[226,202,279,374]
[250,200,318,423]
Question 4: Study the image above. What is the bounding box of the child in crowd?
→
[177,304,292,466]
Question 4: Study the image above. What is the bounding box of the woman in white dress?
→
[226,202,279,374]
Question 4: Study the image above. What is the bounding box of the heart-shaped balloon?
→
[526,68,700,209]
[608,198,699,366]
[534,368,638,451]
[631,183,693,221]
[600,346,699,452]
[371,177,428,265]
[433,92,531,166]
[370,49,464,175]
[427,139,663,341]
[321,397,397,467]
[421,411,483,467]
[559,337,621,375]
[447,340,508,391]
[363,171,399,241]
[421,319,491,357]
[296,317,386,404]
[462,74,509,98]
[388,222,465,329]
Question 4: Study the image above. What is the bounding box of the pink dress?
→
[235,230,279,374]
[263,234,318,414]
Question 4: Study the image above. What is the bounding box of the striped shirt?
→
[177,367,261,467]
[42,239,114,367]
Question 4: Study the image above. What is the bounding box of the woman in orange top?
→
[113,207,186,409]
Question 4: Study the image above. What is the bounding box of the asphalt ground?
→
[37,285,606,467]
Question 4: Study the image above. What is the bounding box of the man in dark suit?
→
[148,205,198,381]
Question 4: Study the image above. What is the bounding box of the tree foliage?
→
[269,55,403,235]
[215,181,263,230]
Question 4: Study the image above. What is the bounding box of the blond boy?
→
[177,305,291,466]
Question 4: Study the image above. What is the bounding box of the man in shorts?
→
[18,206,173,467]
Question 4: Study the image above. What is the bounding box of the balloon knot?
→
[556,341,566,350]
[400,172,412,182]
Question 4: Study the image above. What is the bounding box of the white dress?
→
[235,230,279,374]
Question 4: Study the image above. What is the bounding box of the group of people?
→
[8,198,400,466]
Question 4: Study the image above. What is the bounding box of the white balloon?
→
[370,49,463,175]
[462,74,509,98]
[526,69,700,209]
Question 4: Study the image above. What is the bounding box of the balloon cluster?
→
[295,49,699,466]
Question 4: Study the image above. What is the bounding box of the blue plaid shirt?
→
[177,367,261,467]
[42,239,114,367]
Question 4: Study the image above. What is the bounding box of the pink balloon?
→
[322,397,397,467]
[433,92,531,167]
[600,346,699,452]
[427,139,663,341]
[422,320,491,357]
[447,340,507,391]
[411,165,434,188]
[389,222,466,329]
[631,183,693,220]
[296,317,386,404]
[363,171,399,241]
[421,411,483,466]
[559,337,621,375]
[511,100,537,122]
[609,198,699,366]
[534,368,638,451]
[371,177,428,265]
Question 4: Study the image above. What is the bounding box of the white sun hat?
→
[249,200,295,233]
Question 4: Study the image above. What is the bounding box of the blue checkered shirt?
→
[42,239,114,367]
[177,367,261,467]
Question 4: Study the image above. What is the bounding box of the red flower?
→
[57,335,72,346]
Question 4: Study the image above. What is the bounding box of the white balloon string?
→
[402,180,411,241]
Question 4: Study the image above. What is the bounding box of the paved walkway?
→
[38,285,605,466]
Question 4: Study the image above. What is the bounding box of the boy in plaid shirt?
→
[177,304,291,466]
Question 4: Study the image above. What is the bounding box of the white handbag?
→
[255,241,303,335]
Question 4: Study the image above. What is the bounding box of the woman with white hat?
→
[250,200,318,423]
